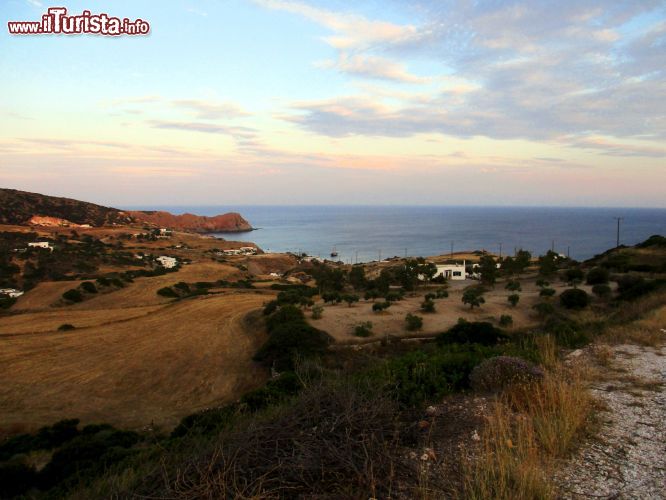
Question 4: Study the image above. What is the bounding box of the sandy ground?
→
[314,278,597,344]
[555,342,666,499]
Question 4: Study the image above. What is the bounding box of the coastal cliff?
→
[129,210,253,233]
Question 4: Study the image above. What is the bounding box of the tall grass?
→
[462,365,593,499]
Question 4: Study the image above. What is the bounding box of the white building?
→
[434,261,467,280]
[156,256,178,269]
[0,288,24,298]
[28,242,53,251]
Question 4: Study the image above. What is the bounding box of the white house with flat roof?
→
[156,256,178,269]
[434,261,467,280]
[28,241,53,251]
[0,288,24,298]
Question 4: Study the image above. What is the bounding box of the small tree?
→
[62,289,84,303]
[499,314,513,327]
[353,321,373,337]
[372,301,391,313]
[343,294,360,307]
[507,294,520,307]
[364,290,380,301]
[505,280,521,292]
[405,313,423,331]
[462,288,486,309]
[536,278,550,288]
[591,284,612,299]
[421,299,436,313]
[477,256,497,286]
[311,304,324,319]
[532,302,555,318]
[564,268,585,288]
[560,288,590,310]
[539,287,556,298]
[436,288,449,298]
[586,267,609,285]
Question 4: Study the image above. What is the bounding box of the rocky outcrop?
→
[129,211,253,233]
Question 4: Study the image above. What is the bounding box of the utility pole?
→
[551,240,555,253]
[378,250,382,262]
[355,250,358,264]
[499,243,502,259]
[567,246,570,258]
[614,217,623,247]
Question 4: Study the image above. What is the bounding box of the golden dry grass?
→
[0,292,269,434]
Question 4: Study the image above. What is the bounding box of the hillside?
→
[0,188,134,227]
[129,210,253,233]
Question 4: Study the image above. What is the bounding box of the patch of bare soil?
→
[554,343,666,499]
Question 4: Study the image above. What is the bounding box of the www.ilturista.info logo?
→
[8,7,150,36]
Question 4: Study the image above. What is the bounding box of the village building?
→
[156,256,178,269]
[433,261,467,280]
[0,288,24,298]
[28,242,53,251]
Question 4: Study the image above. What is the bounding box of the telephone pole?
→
[499,243,502,259]
[614,217,623,247]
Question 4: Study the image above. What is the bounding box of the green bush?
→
[507,293,520,307]
[372,301,391,313]
[58,324,75,331]
[240,372,303,411]
[586,267,609,285]
[615,276,666,301]
[499,314,513,327]
[0,296,17,309]
[559,288,589,310]
[311,304,324,319]
[171,405,238,438]
[386,344,501,407]
[96,277,111,287]
[421,299,436,313]
[592,284,612,298]
[156,286,178,298]
[436,321,508,346]
[62,289,84,303]
[0,461,37,498]
[469,356,544,393]
[80,281,98,294]
[342,294,360,307]
[462,287,485,309]
[385,291,403,302]
[405,313,423,331]
[544,315,591,348]
[435,288,449,298]
[266,305,305,333]
[263,300,279,315]
[353,322,373,337]
[254,322,331,371]
[539,287,556,297]
[505,280,521,291]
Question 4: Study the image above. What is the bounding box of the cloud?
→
[316,54,429,84]
[149,120,256,137]
[253,0,419,50]
[25,0,42,7]
[565,136,666,157]
[171,100,250,120]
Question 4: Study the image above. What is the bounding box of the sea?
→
[129,206,666,264]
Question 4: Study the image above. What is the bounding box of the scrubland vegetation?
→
[1,235,664,498]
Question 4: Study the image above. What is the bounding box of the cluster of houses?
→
[12,241,54,253]
[0,288,24,298]
[216,246,258,257]
[156,256,178,269]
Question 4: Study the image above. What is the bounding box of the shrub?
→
[342,294,360,307]
[544,315,591,348]
[462,287,486,309]
[364,290,380,301]
[536,278,550,288]
[586,267,609,285]
[405,313,423,331]
[505,280,521,291]
[539,287,556,297]
[266,305,305,333]
[421,299,436,313]
[62,289,83,303]
[424,292,436,301]
[240,372,303,411]
[437,321,508,346]
[353,322,373,337]
[96,277,111,287]
[559,288,589,310]
[80,281,98,294]
[436,288,449,299]
[469,356,544,393]
[171,405,238,439]
[532,302,555,318]
[591,284,612,299]
[322,292,341,304]
[507,294,520,307]
[372,301,391,313]
[499,314,513,327]
[254,322,331,371]
[0,462,37,498]
[615,276,665,301]
[563,268,585,285]
[58,324,75,331]
[174,282,190,292]
[157,286,178,298]
[263,300,278,316]
[385,291,403,302]
[0,297,17,309]
[311,304,324,319]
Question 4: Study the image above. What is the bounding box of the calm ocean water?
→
[130,206,666,263]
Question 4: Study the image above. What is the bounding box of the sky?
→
[1,0,665,207]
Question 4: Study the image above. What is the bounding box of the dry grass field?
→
[0,292,270,435]
[314,278,596,344]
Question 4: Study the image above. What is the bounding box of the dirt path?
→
[555,343,666,499]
